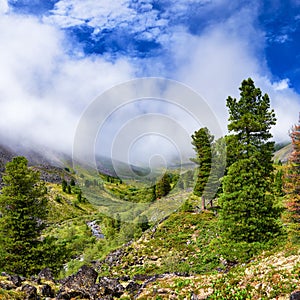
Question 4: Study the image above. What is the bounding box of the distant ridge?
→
[273,143,292,163]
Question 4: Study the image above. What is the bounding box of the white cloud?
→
[169,5,297,143]
[46,0,137,29]
[0,14,134,153]
[254,77,300,141]
[0,0,299,165]
[0,0,8,14]
[45,0,168,43]
[273,78,290,91]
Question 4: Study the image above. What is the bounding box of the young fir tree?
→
[191,127,214,199]
[155,172,171,198]
[219,78,281,244]
[0,156,48,275]
[62,179,67,192]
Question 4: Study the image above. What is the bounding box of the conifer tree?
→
[191,127,214,199]
[0,156,48,275]
[219,78,281,243]
[155,173,171,198]
[62,179,67,192]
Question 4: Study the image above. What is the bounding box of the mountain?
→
[273,143,292,163]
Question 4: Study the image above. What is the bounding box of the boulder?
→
[41,284,55,298]
[38,268,54,282]
[57,265,98,300]
[9,275,23,287]
[62,265,98,289]
[98,277,124,297]
[126,281,141,294]
[291,290,300,300]
[21,284,38,300]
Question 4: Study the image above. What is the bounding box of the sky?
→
[0,0,299,165]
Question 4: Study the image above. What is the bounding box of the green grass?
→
[98,210,222,277]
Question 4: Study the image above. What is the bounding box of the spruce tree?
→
[0,156,48,275]
[155,173,171,198]
[191,127,214,199]
[219,78,281,244]
[62,179,67,192]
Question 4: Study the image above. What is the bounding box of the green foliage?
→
[155,172,171,198]
[67,184,71,194]
[274,168,284,196]
[209,278,253,299]
[225,78,276,169]
[98,211,221,277]
[220,158,282,243]
[77,191,82,202]
[62,179,67,192]
[219,78,282,248]
[0,156,48,276]
[137,215,150,231]
[191,127,214,198]
[181,199,194,212]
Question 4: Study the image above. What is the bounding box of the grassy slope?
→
[98,210,220,278]
[1,205,300,299]
[2,160,300,299]
[273,143,292,163]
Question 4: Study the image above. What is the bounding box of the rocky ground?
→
[1,257,300,300]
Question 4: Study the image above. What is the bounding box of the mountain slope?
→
[274,143,292,163]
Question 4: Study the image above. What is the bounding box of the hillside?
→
[274,143,292,163]
[1,144,300,299]
[1,209,300,299]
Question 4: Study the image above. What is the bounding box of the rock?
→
[291,290,300,300]
[63,265,98,289]
[21,284,38,300]
[88,283,106,299]
[174,272,189,277]
[0,282,15,290]
[119,275,130,281]
[57,265,98,299]
[126,281,141,294]
[38,268,54,282]
[9,274,23,287]
[41,284,54,298]
[98,277,124,297]
[191,292,199,300]
[57,290,89,300]
[30,276,41,284]
[133,274,152,281]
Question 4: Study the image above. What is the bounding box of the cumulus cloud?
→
[45,0,166,41]
[0,14,134,153]
[171,5,298,142]
[0,0,299,167]
[0,0,8,14]
[273,79,290,91]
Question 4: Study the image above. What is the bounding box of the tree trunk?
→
[201,196,206,210]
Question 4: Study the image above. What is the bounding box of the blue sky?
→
[0,0,299,161]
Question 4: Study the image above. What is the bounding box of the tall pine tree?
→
[191,127,214,199]
[0,157,48,275]
[219,78,281,244]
